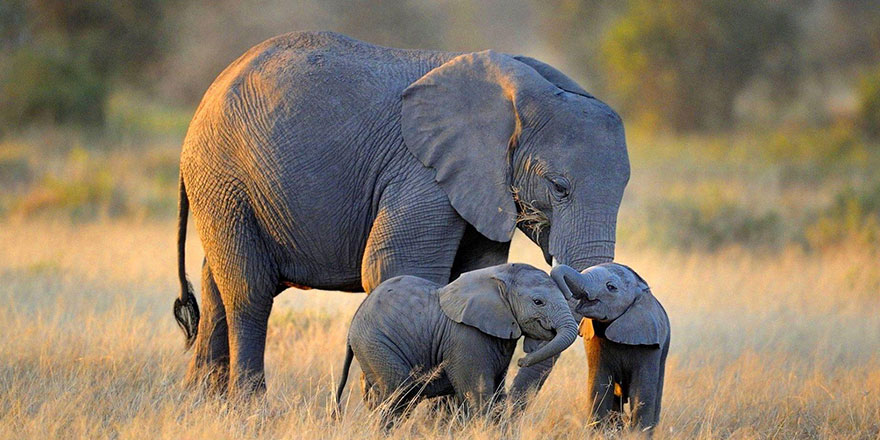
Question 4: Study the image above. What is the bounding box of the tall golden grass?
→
[1,220,878,439]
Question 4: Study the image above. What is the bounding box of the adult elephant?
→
[173,31,629,395]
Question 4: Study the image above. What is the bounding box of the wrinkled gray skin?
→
[173,31,629,395]
[335,264,578,426]
[551,263,670,432]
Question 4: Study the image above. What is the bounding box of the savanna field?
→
[1,98,879,438]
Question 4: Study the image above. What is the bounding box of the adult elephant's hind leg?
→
[221,269,276,395]
[186,260,230,391]
[208,222,278,396]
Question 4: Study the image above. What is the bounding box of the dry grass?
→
[1,220,878,439]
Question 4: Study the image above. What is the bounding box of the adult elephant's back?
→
[180,32,456,292]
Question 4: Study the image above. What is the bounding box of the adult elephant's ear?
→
[511,55,594,99]
[401,50,556,242]
[437,268,522,339]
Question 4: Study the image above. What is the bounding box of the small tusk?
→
[552,257,559,267]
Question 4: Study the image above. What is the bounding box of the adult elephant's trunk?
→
[549,211,617,271]
[517,309,578,368]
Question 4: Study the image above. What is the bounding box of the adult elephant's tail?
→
[173,174,199,350]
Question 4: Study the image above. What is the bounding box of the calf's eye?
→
[606,282,618,292]
[532,298,545,306]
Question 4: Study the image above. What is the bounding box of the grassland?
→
[1,103,879,438]
[2,221,878,439]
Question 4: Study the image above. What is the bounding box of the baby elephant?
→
[336,263,578,425]
[551,263,670,432]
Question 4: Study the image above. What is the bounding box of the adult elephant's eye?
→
[548,176,570,200]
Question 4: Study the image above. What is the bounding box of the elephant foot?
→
[228,371,268,399]
[184,363,230,396]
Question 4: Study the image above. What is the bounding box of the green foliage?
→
[805,183,880,250]
[0,0,172,129]
[761,120,870,174]
[104,90,192,138]
[600,0,797,131]
[0,118,183,220]
[858,65,880,139]
[643,193,783,250]
[533,0,626,93]
[26,0,169,79]
[1,42,106,126]
[13,147,130,219]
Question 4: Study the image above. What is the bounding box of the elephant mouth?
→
[575,297,600,314]
[534,320,557,339]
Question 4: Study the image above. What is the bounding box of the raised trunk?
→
[550,264,587,300]
[517,312,578,368]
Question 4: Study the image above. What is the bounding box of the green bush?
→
[766,123,864,164]
[0,144,33,187]
[858,65,880,139]
[12,147,131,219]
[601,0,797,131]
[643,195,783,250]
[805,183,880,250]
[0,43,106,126]
[0,0,171,129]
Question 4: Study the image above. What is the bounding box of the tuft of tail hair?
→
[174,174,200,350]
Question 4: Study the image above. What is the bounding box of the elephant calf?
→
[551,263,670,432]
[335,263,578,425]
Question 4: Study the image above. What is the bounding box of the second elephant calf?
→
[552,262,670,432]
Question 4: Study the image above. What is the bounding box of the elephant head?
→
[551,263,668,346]
[438,264,578,368]
[402,51,629,271]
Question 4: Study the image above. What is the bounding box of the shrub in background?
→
[0,0,171,129]
[600,0,797,131]
[639,194,784,250]
[805,183,880,251]
[858,65,880,139]
[1,42,106,126]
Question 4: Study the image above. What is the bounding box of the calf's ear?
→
[437,271,522,340]
[605,293,669,346]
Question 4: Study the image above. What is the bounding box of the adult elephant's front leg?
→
[360,180,466,291]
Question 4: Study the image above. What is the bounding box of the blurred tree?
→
[0,0,172,127]
[600,0,798,131]
[158,0,538,105]
[811,0,880,70]
[532,0,626,96]
[1,38,106,125]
